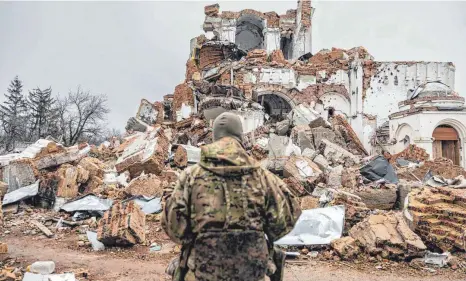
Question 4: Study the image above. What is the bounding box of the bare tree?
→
[57,87,110,146]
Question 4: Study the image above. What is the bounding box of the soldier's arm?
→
[161,169,193,245]
[262,170,302,242]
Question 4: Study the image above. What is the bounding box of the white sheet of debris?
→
[2,180,40,205]
[274,205,345,245]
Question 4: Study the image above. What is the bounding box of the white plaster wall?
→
[232,110,265,133]
[325,70,350,93]
[259,68,297,88]
[364,62,456,127]
[393,123,414,152]
[389,111,466,167]
[292,30,306,60]
[219,19,236,43]
[363,117,377,154]
[296,75,316,91]
[389,114,421,142]
[303,27,312,55]
[264,28,280,54]
[320,92,351,117]
[349,61,365,148]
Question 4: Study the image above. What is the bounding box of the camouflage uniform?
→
[162,137,301,281]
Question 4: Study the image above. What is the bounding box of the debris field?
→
[0,1,465,280]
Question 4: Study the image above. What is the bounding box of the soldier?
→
[162,112,301,281]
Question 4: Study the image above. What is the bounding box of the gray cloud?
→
[1,1,465,130]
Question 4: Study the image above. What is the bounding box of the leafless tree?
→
[57,87,110,146]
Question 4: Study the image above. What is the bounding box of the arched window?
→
[235,14,265,52]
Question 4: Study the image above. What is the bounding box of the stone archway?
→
[235,14,265,52]
[257,91,296,121]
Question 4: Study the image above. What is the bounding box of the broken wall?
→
[365,62,456,127]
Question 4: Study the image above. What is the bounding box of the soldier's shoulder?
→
[258,167,281,183]
[181,164,210,180]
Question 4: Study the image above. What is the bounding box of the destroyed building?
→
[165,0,463,167]
[1,1,466,276]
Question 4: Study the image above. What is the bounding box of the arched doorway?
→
[257,92,294,121]
[432,125,460,165]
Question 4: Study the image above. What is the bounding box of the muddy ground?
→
[2,233,466,281]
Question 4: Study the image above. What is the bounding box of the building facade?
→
[181,1,463,165]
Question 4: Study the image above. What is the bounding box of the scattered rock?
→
[331,236,360,260]
[97,201,146,246]
[349,212,426,260]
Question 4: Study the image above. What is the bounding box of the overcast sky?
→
[1,1,465,130]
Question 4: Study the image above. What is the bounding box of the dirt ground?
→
[2,233,466,281]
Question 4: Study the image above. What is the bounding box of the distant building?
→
[187,1,462,165]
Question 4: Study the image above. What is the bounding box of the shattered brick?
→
[172,83,195,121]
[78,157,105,193]
[341,168,361,190]
[198,42,245,70]
[330,190,370,234]
[269,49,286,64]
[283,156,323,189]
[389,144,429,164]
[204,3,219,16]
[56,165,80,198]
[332,115,368,156]
[398,158,466,181]
[250,144,268,161]
[283,177,306,197]
[246,49,267,63]
[408,187,466,252]
[97,201,146,246]
[125,173,163,197]
[349,212,426,260]
[185,59,200,82]
[299,195,319,210]
[331,237,360,260]
[264,11,280,28]
[33,145,81,170]
[116,128,170,177]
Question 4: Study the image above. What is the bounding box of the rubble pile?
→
[0,2,465,275]
[97,201,146,246]
[408,187,466,252]
[399,157,466,181]
[125,173,163,197]
[348,212,427,260]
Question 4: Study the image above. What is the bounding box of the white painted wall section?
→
[259,68,297,88]
[264,28,280,54]
[364,62,456,127]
